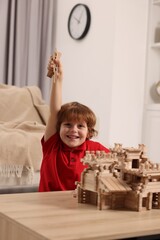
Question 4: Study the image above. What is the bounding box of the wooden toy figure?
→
[47,49,61,81]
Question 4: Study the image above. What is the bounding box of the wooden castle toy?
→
[76,144,160,211]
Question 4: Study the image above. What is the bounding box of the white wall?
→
[55,0,148,148]
[109,0,149,147]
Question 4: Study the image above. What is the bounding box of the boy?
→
[39,51,109,191]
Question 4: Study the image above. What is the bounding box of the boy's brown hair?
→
[56,102,98,139]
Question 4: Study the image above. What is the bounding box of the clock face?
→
[68,4,91,40]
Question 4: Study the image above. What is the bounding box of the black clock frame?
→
[68,4,91,40]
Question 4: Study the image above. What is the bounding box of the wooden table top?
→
[0,191,160,240]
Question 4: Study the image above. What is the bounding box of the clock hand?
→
[74,16,80,24]
[78,9,84,22]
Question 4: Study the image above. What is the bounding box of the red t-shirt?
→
[38,133,109,192]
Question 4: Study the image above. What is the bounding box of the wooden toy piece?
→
[77,145,160,212]
[47,49,61,81]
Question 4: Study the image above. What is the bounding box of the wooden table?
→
[0,191,160,240]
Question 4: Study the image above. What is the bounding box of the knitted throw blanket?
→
[0,84,49,181]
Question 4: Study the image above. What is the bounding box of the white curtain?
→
[0,0,57,101]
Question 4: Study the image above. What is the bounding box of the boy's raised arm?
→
[44,51,63,142]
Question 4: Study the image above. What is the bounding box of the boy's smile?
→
[60,121,88,148]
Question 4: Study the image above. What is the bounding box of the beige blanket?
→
[0,84,49,181]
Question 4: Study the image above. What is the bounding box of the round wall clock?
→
[68,4,91,40]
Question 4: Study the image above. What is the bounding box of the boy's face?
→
[59,120,88,148]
